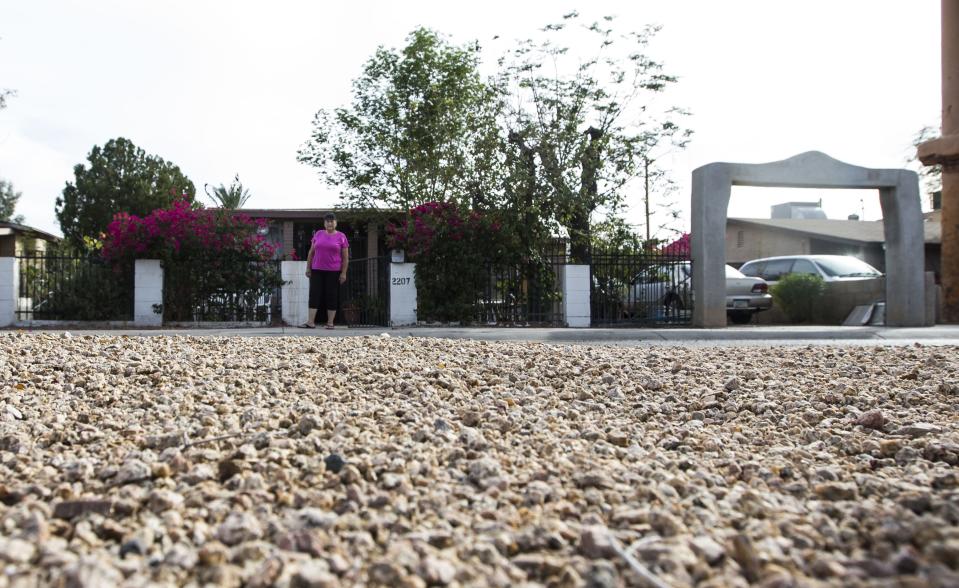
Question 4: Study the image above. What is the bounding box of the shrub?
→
[101,196,285,321]
[386,202,504,322]
[772,273,825,323]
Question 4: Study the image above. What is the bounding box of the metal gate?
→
[16,253,134,322]
[163,259,283,324]
[590,250,692,327]
[341,256,389,327]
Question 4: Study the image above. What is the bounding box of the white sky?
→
[0,0,942,238]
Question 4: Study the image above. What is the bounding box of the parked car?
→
[738,255,882,285]
[626,261,773,324]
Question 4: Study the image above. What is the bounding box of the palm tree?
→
[205,174,252,209]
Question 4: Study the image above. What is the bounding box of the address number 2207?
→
[391,277,411,286]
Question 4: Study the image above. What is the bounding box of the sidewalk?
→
[7,324,959,346]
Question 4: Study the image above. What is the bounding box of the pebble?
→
[0,334,957,587]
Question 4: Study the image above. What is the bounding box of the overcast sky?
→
[0,0,942,238]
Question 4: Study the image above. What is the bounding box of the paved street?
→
[7,324,959,346]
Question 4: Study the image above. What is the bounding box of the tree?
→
[298,27,503,211]
[55,138,195,248]
[205,174,252,209]
[494,12,692,261]
[0,88,12,110]
[0,178,25,224]
[910,124,942,206]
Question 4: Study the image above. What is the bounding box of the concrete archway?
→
[690,151,926,327]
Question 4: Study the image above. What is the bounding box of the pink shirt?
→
[311,230,349,271]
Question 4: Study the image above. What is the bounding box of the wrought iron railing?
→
[16,253,134,322]
[162,259,283,324]
[340,256,390,327]
[472,259,565,326]
[590,249,692,327]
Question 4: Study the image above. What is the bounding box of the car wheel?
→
[728,310,753,325]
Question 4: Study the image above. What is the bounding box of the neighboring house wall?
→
[726,223,809,265]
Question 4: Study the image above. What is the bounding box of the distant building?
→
[231,209,392,260]
[726,217,941,278]
[770,201,828,220]
[0,221,61,256]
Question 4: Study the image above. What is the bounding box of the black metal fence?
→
[340,256,390,327]
[16,253,134,321]
[162,259,283,324]
[472,259,565,325]
[590,249,692,327]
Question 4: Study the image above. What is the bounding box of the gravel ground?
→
[1,333,958,587]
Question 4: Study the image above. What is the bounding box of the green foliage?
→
[494,12,692,261]
[590,217,646,252]
[771,273,825,323]
[387,202,513,322]
[205,174,252,209]
[162,257,282,323]
[0,88,13,110]
[55,137,196,248]
[298,28,502,211]
[910,124,942,201]
[0,178,25,224]
[19,250,134,321]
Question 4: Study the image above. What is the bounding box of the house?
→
[726,216,942,278]
[0,221,61,256]
[235,209,392,260]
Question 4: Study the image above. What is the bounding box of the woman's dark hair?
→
[324,213,336,221]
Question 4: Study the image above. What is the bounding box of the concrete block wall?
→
[390,263,417,326]
[134,260,164,327]
[0,257,17,327]
[561,264,591,327]
[281,261,309,327]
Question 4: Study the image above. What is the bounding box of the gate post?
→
[390,263,417,326]
[561,264,591,327]
[134,259,164,327]
[0,257,17,327]
[281,261,308,327]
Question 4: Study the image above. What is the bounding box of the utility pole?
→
[644,157,651,242]
[919,1,959,321]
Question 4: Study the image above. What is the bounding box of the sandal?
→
[298,323,315,329]
[324,324,335,330]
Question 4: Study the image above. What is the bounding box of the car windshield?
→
[814,257,882,278]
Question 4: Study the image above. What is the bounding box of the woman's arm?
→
[305,244,315,277]
[339,247,349,284]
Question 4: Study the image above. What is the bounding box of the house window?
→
[736,230,745,248]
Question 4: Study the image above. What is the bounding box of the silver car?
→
[628,261,773,324]
[738,255,882,285]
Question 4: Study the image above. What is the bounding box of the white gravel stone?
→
[1,334,959,587]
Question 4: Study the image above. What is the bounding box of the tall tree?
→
[298,27,503,211]
[910,124,943,206]
[56,138,195,247]
[205,174,252,209]
[495,12,692,261]
[0,178,25,224]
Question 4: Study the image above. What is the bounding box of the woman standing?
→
[301,213,349,329]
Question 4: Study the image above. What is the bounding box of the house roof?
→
[0,221,62,242]
[228,208,338,220]
[728,217,941,245]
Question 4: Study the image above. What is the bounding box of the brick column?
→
[0,257,17,327]
[134,260,164,327]
[281,261,309,327]
[561,264,591,327]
